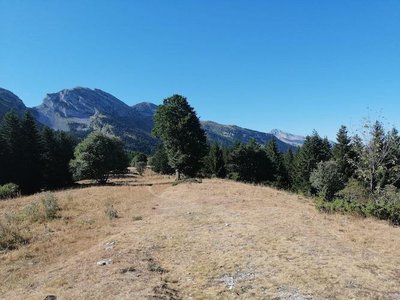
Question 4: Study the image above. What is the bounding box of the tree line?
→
[0,111,129,196]
[1,96,399,224]
[0,112,75,194]
[149,95,400,224]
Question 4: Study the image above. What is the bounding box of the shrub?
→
[41,192,60,220]
[136,161,147,176]
[315,198,400,225]
[336,178,370,203]
[132,216,143,221]
[0,183,20,200]
[22,202,41,222]
[130,152,148,168]
[374,185,400,204]
[0,215,28,250]
[105,205,118,220]
[310,161,344,200]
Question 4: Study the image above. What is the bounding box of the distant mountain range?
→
[0,87,305,153]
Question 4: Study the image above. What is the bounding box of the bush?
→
[0,183,20,200]
[20,193,60,223]
[41,192,60,220]
[310,161,344,200]
[0,215,28,250]
[374,185,400,204]
[70,132,129,184]
[105,205,118,220]
[336,178,370,203]
[22,202,41,222]
[315,198,400,225]
[136,161,147,176]
[130,152,148,168]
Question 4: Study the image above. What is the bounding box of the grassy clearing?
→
[0,170,399,299]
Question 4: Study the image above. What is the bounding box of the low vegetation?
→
[105,205,119,220]
[315,198,400,225]
[0,183,20,200]
[41,192,60,220]
[0,215,28,251]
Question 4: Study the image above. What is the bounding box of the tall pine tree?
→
[283,148,295,189]
[41,127,60,189]
[204,143,226,178]
[153,95,207,179]
[265,138,289,188]
[19,112,43,193]
[0,111,23,186]
[293,131,331,193]
[332,125,355,180]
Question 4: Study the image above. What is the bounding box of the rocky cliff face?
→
[32,87,149,131]
[31,87,157,152]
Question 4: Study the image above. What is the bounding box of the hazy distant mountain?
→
[0,88,27,120]
[270,129,305,147]
[1,87,297,153]
[202,121,295,152]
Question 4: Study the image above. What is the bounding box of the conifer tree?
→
[149,144,173,174]
[19,112,43,193]
[0,111,23,186]
[55,131,75,186]
[283,148,295,188]
[204,143,226,178]
[227,139,272,183]
[265,138,288,188]
[293,131,331,193]
[153,95,207,179]
[41,127,61,189]
[332,125,355,180]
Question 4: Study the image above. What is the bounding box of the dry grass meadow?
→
[1,169,400,299]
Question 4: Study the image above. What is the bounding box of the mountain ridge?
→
[0,87,300,152]
[0,88,28,119]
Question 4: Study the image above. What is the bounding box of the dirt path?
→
[1,177,400,299]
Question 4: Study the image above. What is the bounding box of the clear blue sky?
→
[1,0,399,139]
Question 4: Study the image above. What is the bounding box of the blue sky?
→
[1,0,399,139]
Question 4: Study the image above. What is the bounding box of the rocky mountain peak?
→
[270,129,305,147]
[40,87,131,117]
[132,102,158,117]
